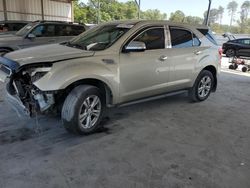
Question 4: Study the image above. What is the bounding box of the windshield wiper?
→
[63,41,87,50]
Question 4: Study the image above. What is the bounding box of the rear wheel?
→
[61,85,105,135]
[226,49,235,57]
[229,64,234,69]
[242,66,248,72]
[189,70,214,102]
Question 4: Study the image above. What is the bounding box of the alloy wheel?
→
[78,95,102,129]
[198,76,212,98]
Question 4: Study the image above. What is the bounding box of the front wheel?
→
[189,70,214,102]
[61,85,105,135]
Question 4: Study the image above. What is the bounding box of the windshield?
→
[67,24,133,51]
[16,22,36,36]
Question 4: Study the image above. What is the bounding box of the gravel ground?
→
[0,65,250,188]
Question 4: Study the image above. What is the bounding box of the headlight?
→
[30,67,52,82]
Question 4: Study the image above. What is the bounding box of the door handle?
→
[194,50,202,55]
[159,55,168,61]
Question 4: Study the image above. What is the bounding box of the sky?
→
[80,0,247,25]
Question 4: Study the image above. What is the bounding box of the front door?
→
[20,24,58,48]
[119,26,170,102]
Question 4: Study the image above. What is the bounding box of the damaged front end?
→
[0,57,56,117]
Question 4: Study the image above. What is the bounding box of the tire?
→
[61,85,105,135]
[226,49,235,57]
[242,66,248,72]
[229,64,234,69]
[189,70,214,102]
[233,64,238,69]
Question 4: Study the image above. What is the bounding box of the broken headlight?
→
[29,67,52,82]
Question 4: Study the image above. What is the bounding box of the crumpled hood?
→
[5,43,95,67]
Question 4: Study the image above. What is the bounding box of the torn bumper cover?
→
[0,56,55,117]
[5,91,30,117]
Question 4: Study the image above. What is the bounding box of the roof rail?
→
[32,20,73,24]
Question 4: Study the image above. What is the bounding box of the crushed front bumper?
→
[5,90,30,117]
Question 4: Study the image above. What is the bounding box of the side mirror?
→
[124,41,146,52]
[27,33,36,39]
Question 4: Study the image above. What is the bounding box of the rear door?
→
[166,26,204,89]
[238,39,250,57]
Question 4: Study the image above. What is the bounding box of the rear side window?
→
[71,25,85,36]
[169,28,193,48]
[242,39,250,45]
[55,25,85,36]
[198,29,218,45]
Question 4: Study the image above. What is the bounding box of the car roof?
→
[229,38,250,41]
[103,20,209,29]
[0,20,29,24]
[31,20,86,26]
[235,38,250,40]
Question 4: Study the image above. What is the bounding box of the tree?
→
[241,0,250,19]
[227,1,238,30]
[184,16,203,25]
[169,10,185,23]
[238,1,250,33]
[73,0,166,23]
[141,9,167,20]
[204,8,219,25]
[218,6,224,25]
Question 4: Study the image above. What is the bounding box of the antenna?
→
[205,0,212,26]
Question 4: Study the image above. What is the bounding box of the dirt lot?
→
[0,69,250,188]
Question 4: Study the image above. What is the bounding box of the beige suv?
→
[0,20,220,135]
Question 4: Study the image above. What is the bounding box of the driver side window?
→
[31,25,45,37]
[31,25,55,37]
[133,27,165,50]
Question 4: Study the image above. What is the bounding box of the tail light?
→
[218,47,222,64]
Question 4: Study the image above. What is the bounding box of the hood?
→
[0,31,16,35]
[5,43,95,67]
[0,34,21,40]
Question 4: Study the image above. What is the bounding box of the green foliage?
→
[184,16,203,25]
[169,10,185,22]
[204,8,219,25]
[73,0,250,34]
[74,0,166,23]
[238,1,250,33]
[141,9,167,20]
[227,0,238,28]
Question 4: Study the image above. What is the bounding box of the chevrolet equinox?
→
[0,20,220,135]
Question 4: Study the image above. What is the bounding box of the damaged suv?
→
[0,21,220,135]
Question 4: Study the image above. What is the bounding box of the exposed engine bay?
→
[3,62,56,117]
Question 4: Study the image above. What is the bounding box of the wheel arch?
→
[60,78,114,106]
[202,65,217,92]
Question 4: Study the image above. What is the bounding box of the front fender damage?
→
[0,57,59,117]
